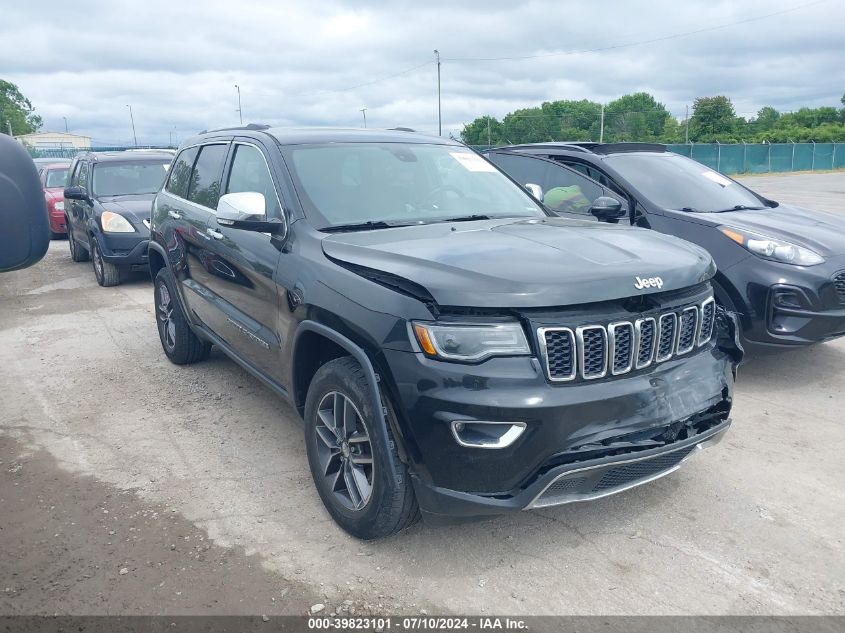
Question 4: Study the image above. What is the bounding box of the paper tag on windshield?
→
[702,170,732,187]
[450,151,497,172]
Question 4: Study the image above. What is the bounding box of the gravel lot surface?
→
[1,173,844,616]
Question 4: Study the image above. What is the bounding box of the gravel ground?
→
[1,173,844,616]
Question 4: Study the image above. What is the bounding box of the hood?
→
[97,193,156,222]
[715,203,845,257]
[322,217,714,308]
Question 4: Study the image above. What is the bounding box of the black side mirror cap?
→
[0,136,49,272]
[64,186,87,201]
[590,196,626,222]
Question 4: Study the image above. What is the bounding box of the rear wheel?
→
[304,356,419,539]
[91,238,120,287]
[68,226,89,262]
[154,268,211,365]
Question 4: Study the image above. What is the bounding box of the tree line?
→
[460,93,845,146]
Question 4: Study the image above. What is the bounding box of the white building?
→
[15,131,91,150]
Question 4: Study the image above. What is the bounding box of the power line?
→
[443,0,828,62]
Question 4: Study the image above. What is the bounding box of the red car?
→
[39,161,72,238]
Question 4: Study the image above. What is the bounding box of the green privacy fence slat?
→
[667,143,845,174]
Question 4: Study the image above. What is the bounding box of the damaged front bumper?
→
[387,304,744,520]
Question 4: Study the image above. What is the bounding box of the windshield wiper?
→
[320,220,413,233]
[711,204,767,213]
[437,214,492,223]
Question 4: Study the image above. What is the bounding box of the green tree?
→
[603,92,671,142]
[0,80,42,136]
[688,96,738,142]
[461,115,504,146]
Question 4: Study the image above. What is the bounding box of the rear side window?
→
[187,144,228,208]
[165,146,199,198]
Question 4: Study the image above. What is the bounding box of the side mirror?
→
[64,186,88,201]
[524,183,543,201]
[0,136,49,272]
[590,196,626,222]
[216,192,286,237]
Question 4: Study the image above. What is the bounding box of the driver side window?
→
[487,152,602,216]
[225,144,283,220]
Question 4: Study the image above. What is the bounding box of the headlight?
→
[719,226,823,266]
[101,211,135,233]
[54,201,64,211]
[412,321,530,362]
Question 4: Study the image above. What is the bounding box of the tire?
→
[304,356,419,540]
[154,267,211,365]
[68,226,89,262]
[91,238,121,287]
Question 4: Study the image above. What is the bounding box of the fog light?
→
[450,421,526,449]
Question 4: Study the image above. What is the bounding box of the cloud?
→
[1,0,842,144]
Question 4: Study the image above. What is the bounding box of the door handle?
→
[168,210,182,219]
[206,228,224,240]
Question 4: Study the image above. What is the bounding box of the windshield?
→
[284,143,545,229]
[604,153,767,212]
[92,161,170,197]
[45,168,68,188]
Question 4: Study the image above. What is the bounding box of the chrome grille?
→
[578,326,608,379]
[539,327,576,381]
[635,318,656,369]
[609,322,634,375]
[676,306,698,355]
[834,272,845,304]
[698,298,716,346]
[539,297,715,382]
[656,313,677,362]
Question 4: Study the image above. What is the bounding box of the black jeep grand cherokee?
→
[149,127,740,539]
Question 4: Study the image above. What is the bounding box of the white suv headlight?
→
[412,321,530,362]
[101,211,135,233]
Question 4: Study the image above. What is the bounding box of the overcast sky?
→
[2,0,843,145]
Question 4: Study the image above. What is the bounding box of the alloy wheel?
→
[92,242,103,282]
[156,282,176,351]
[315,391,374,511]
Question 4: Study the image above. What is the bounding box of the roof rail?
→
[588,142,667,154]
[199,123,271,134]
[387,127,417,132]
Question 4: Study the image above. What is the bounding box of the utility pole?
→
[235,84,243,124]
[63,117,68,133]
[6,119,13,136]
[360,107,367,128]
[487,117,491,147]
[434,49,441,136]
[685,104,690,144]
[599,104,605,143]
[126,104,138,147]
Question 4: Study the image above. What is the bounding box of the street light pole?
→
[235,84,243,125]
[360,107,367,128]
[126,104,137,147]
[63,117,68,133]
[434,49,441,136]
[599,104,605,143]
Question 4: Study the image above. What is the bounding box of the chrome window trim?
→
[608,321,635,376]
[537,326,576,382]
[698,297,716,346]
[576,325,608,380]
[656,312,678,363]
[634,317,656,369]
[676,306,699,355]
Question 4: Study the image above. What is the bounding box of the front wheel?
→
[304,356,419,539]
